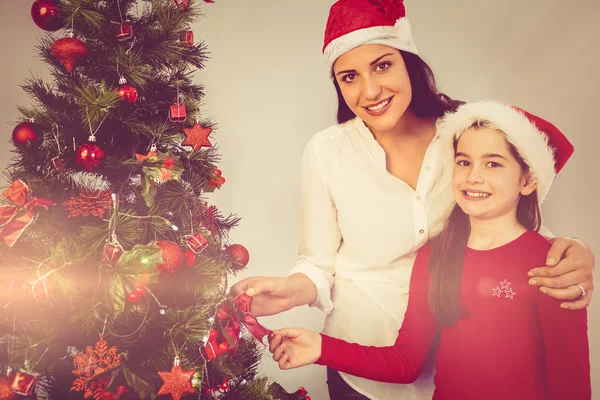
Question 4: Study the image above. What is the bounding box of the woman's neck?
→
[467,213,527,250]
[367,109,435,148]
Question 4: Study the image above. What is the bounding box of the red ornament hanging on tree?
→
[208,168,225,189]
[172,0,190,10]
[169,99,187,123]
[184,232,208,254]
[51,37,89,73]
[157,357,195,400]
[225,244,249,270]
[156,240,184,274]
[182,123,212,152]
[76,135,104,171]
[31,0,63,31]
[10,371,37,396]
[117,77,138,104]
[116,22,133,41]
[179,31,194,47]
[12,122,41,148]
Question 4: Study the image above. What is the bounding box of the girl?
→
[269,101,591,399]
[231,0,596,398]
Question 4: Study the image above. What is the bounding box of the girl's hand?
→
[528,237,595,310]
[269,328,322,370]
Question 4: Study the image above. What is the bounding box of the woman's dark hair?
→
[428,127,541,327]
[333,50,463,124]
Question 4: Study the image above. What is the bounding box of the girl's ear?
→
[521,172,538,196]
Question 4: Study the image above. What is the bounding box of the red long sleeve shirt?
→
[317,231,591,399]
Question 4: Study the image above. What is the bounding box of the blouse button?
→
[416,196,421,201]
[419,229,425,234]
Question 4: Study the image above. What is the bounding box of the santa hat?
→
[438,101,574,204]
[323,0,419,73]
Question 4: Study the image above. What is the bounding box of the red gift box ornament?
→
[179,31,194,47]
[116,22,133,41]
[169,98,186,123]
[102,242,123,264]
[185,232,208,254]
[11,371,37,396]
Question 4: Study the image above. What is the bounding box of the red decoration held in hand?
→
[76,136,104,171]
[116,23,133,41]
[31,0,63,31]
[11,371,37,396]
[51,37,89,73]
[12,122,41,148]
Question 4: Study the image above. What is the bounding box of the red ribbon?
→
[0,180,53,247]
[233,293,272,343]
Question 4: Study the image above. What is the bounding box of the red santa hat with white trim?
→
[438,101,574,204]
[322,0,419,72]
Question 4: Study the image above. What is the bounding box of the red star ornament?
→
[182,124,212,152]
[157,365,195,400]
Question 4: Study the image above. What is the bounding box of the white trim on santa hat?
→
[437,101,557,204]
[323,17,419,73]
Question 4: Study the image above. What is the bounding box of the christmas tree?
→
[0,1,310,399]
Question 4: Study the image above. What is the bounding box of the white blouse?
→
[288,117,456,400]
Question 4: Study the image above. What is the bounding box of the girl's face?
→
[333,44,412,134]
[452,127,537,222]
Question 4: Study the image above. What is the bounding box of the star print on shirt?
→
[493,279,516,300]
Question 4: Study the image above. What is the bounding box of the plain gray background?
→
[1,0,598,399]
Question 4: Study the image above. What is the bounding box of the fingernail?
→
[540,287,547,294]
[528,279,537,285]
[527,271,534,277]
[561,304,568,309]
[246,288,255,296]
[546,258,556,265]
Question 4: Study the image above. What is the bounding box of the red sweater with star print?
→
[317,231,591,399]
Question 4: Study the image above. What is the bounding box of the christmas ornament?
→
[172,0,190,10]
[156,240,184,273]
[157,357,195,400]
[219,379,229,390]
[225,244,250,269]
[184,249,195,266]
[204,0,215,3]
[71,335,121,400]
[179,31,194,47]
[116,23,133,41]
[182,123,212,151]
[208,168,225,189]
[218,341,229,352]
[76,135,104,171]
[62,189,112,218]
[10,371,36,396]
[52,156,66,173]
[12,122,41,148]
[127,290,141,303]
[209,329,219,341]
[0,374,17,400]
[0,180,53,247]
[117,84,138,103]
[184,232,208,254]
[169,100,187,122]
[31,0,63,31]
[51,37,89,72]
[102,242,123,264]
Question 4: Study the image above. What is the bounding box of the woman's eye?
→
[342,73,356,83]
[486,161,502,168]
[376,62,391,71]
[456,160,469,166]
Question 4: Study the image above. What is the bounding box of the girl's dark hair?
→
[333,51,463,124]
[428,127,541,327]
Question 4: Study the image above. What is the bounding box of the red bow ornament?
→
[0,180,53,247]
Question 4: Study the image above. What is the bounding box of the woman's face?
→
[333,44,412,134]
[452,127,536,222]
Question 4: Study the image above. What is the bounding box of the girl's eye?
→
[376,62,391,71]
[486,161,502,168]
[341,73,357,83]
[456,159,470,166]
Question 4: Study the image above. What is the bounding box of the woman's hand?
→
[229,274,317,317]
[269,328,322,370]
[528,237,595,310]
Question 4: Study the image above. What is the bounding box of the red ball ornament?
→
[127,290,141,303]
[208,329,218,341]
[134,286,147,296]
[31,0,63,31]
[51,37,88,72]
[219,379,229,390]
[225,244,249,270]
[76,135,104,171]
[117,84,138,104]
[218,342,229,352]
[156,240,184,273]
[12,122,41,148]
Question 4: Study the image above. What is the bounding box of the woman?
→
[231,0,595,399]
